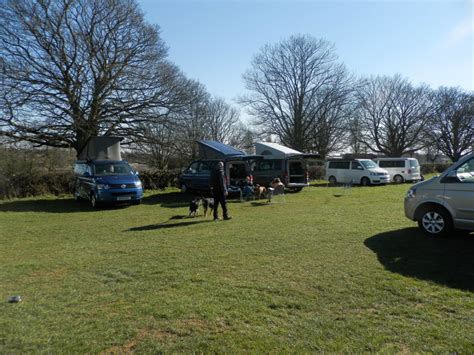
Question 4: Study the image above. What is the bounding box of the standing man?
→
[210,161,232,221]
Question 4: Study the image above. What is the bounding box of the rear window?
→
[328,161,350,169]
[409,160,419,168]
[378,160,405,168]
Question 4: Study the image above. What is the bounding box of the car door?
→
[350,161,364,184]
[443,157,474,229]
[183,161,200,189]
[196,161,212,190]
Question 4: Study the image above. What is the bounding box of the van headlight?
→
[406,188,416,199]
[97,184,110,190]
[135,181,142,188]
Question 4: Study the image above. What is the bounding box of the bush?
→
[420,163,451,175]
[139,169,180,190]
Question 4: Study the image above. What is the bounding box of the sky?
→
[138,0,473,108]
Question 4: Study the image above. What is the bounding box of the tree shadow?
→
[0,198,99,213]
[126,218,212,232]
[141,191,189,208]
[365,228,474,292]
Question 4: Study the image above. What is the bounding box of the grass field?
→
[0,182,473,352]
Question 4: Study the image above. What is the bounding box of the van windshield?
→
[94,162,133,176]
[360,160,377,169]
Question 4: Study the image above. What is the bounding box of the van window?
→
[328,161,350,169]
[74,163,87,175]
[360,160,377,169]
[188,162,199,173]
[379,160,404,168]
[94,162,133,176]
[289,161,304,174]
[199,162,212,173]
[456,159,474,183]
[351,161,363,170]
[409,160,419,168]
[257,160,282,171]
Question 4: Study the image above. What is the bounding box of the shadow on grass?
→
[0,198,99,213]
[365,227,474,292]
[127,218,212,232]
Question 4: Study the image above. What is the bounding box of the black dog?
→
[189,198,201,217]
[201,197,214,216]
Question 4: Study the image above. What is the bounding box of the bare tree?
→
[0,0,183,155]
[240,34,351,152]
[170,80,211,161]
[355,75,433,156]
[205,97,241,143]
[430,87,473,162]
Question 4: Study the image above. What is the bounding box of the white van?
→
[325,159,390,186]
[374,157,421,183]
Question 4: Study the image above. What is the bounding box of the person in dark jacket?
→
[210,161,232,221]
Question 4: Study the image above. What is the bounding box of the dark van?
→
[73,136,143,208]
[252,142,318,191]
[178,140,257,194]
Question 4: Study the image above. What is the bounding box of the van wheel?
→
[418,207,453,237]
[292,187,303,192]
[133,199,142,205]
[394,175,404,184]
[180,183,188,193]
[361,177,371,186]
[328,176,337,186]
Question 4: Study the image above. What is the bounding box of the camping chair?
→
[267,184,285,203]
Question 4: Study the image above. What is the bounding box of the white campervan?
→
[374,157,421,183]
[325,159,390,186]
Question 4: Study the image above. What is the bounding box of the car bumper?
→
[404,197,417,221]
[371,176,391,184]
[97,188,143,202]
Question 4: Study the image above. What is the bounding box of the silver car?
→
[404,152,474,236]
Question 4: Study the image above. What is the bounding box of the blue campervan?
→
[73,137,143,208]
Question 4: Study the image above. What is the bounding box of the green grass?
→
[0,183,473,352]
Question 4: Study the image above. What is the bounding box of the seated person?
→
[240,176,254,200]
[270,177,284,189]
[268,177,284,201]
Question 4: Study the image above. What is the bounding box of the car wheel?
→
[393,175,404,184]
[180,183,188,193]
[418,207,453,237]
[90,193,99,209]
[133,199,142,205]
[328,176,337,185]
[292,187,303,192]
[361,177,370,186]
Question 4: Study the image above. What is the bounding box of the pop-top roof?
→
[77,136,122,160]
[255,142,303,158]
[198,140,246,159]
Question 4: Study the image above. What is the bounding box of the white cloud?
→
[444,1,473,47]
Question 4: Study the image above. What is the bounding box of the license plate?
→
[117,196,131,201]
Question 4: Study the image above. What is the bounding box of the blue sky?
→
[139,0,473,105]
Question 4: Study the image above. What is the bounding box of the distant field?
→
[0,183,473,352]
